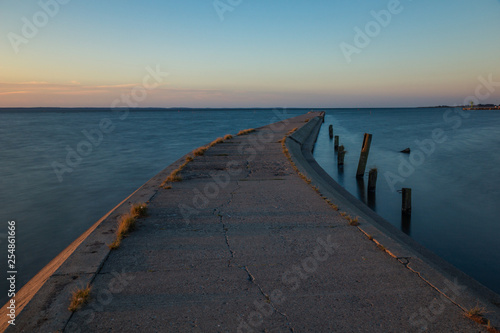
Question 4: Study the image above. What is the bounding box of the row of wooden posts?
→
[328,124,411,215]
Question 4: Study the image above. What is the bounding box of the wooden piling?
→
[356,133,372,178]
[334,136,339,151]
[329,125,333,139]
[338,145,346,166]
[402,188,412,215]
[368,168,377,192]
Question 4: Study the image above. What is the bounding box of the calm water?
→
[313,108,500,294]
[0,108,305,305]
[0,108,499,307]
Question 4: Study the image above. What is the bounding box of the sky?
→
[1,0,500,108]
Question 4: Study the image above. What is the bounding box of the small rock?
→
[401,148,411,154]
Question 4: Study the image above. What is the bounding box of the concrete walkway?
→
[8,112,500,332]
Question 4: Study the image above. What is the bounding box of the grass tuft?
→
[116,214,136,239]
[68,284,91,312]
[193,146,209,156]
[165,170,182,183]
[209,137,224,147]
[109,203,147,250]
[223,134,233,140]
[465,305,488,325]
[161,155,195,188]
[108,238,121,250]
[237,128,256,136]
[131,202,148,218]
[348,216,359,226]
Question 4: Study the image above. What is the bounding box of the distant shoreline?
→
[0,106,468,112]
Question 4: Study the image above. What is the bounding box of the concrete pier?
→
[3,112,500,332]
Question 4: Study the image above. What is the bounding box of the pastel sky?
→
[1,0,500,108]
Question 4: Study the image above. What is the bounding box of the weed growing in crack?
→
[109,203,148,250]
[68,284,91,312]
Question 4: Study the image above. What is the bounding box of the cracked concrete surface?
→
[8,112,500,332]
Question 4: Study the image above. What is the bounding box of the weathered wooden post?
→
[368,168,377,192]
[356,133,372,178]
[402,188,412,215]
[334,136,339,151]
[329,125,333,139]
[337,145,346,166]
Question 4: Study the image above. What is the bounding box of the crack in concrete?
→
[220,215,234,267]
[397,257,411,267]
[404,260,468,312]
[62,249,112,332]
[214,182,244,267]
[242,266,295,333]
[212,208,234,267]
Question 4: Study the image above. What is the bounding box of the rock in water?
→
[401,148,411,154]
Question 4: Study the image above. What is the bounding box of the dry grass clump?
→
[237,128,256,136]
[347,216,359,226]
[339,212,360,226]
[109,203,148,250]
[465,305,488,325]
[323,198,339,211]
[165,169,182,183]
[161,156,194,187]
[131,202,148,218]
[109,213,136,249]
[68,284,91,312]
[193,146,209,156]
[224,134,233,140]
[209,137,224,147]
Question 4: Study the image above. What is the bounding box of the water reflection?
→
[356,178,366,204]
[367,190,376,210]
[401,213,412,235]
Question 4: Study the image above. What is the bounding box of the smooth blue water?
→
[313,108,500,294]
[0,108,305,305]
